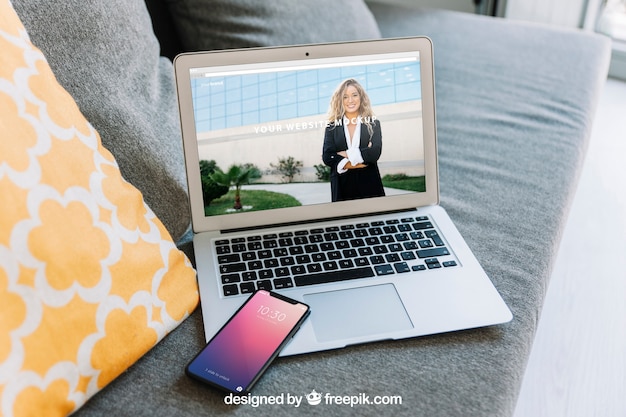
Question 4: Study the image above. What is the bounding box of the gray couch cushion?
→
[165,0,382,50]
[12,0,191,243]
[67,7,610,417]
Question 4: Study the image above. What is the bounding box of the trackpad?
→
[303,284,413,343]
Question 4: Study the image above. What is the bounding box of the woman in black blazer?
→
[322,78,385,202]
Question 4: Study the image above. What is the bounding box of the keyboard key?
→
[215,245,231,255]
[369,227,383,236]
[380,235,394,244]
[413,221,433,230]
[247,260,263,270]
[395,233,410,241]
[389,243,403,252]
[383,225,398,234]
[294,236,308,245]
[217,254,240,264]
[339,259,354,269]
[273,277,294,289]
[401,251,416,261]
[220,263,246,274]
[275,267,290,277]
[223,284,239,296]
[279,238,293,247]
[355,257,369,266]
[259,270,274,279]
[280,257,295,266]
[374,264,394,275]
[273,248,288,257]
[247,241,262,250]
[291,265,306,275]
[309,234,324,243]
[229,243,244,252]
[339,231,354,239]
[242,271,257,281]
[327,251,342,260]
[443,261,458,267]
[296,254,311,264]
[394,262,411,273]
[416,247,450,258]
[385,253,401,263]
[264,259,279,268]
[242,252,256,261]
[370,255,385,265]
[350,238,365,247]
[289,246,305,255]
[335,241,350,250]
[257,280,273,291]
[418,239,434,248]
[358,247,373,256]
[320,242,334,251]
[323,261,338,271]
[294,267,375,286]
[425,231,445,246]
[221,274,240,284]
[410,231,424,240]
[425,258,441,269]
[312,253,326,262]
[373,245,388,254]
[263,240,278,249]
[240,282,255,294]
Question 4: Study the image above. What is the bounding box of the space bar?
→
[294,267,375,287]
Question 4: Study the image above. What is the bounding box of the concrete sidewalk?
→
[242,182,407,205]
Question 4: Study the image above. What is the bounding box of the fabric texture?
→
[67,6,610,417]
[165,0,382,50]
[11,0,191,243]
[0,2,199,415]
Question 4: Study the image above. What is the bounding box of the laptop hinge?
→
[220,208,418,234]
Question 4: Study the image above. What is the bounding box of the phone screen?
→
[186,290,310,394]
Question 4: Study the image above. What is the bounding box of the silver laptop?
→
[174,37,512,356]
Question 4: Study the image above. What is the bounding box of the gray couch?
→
[12,0,611,416]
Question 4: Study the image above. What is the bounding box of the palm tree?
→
[210,165,259,210]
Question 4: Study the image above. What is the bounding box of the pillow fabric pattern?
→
[11,0,191,243]
[0,2,198,416]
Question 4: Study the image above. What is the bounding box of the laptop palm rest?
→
[303,284,413,343]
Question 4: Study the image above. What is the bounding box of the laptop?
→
[173,37,512,356]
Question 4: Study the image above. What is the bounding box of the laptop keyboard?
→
[215,215,458,297]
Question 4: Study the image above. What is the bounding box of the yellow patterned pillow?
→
[0,2,199,416]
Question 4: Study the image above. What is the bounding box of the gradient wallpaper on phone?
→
[187,291,308,393]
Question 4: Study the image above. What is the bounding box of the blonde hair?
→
[327,79,376,136]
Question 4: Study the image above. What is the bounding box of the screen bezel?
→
[174,37,438,233]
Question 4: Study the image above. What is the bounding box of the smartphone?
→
[185,290,310,394]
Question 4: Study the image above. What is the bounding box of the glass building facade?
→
[192,61,421,133]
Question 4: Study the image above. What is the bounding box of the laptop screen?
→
[175,39,437,232]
